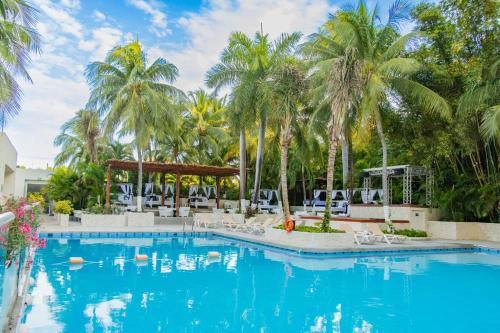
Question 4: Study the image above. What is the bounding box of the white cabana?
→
[117,183,133,205]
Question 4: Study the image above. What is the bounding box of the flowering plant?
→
[0,197,46,265]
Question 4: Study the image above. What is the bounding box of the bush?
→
[54,200,73,215]
[27,192,45,209]
[84,204,114,215]
[384,228,428,237]
[274,224,345,233]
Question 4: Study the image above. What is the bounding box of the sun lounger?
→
[245,214,283,234]
[193,213,221,229]
[337,224,376,245]
[365,224,407,244]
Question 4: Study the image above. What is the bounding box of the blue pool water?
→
[22,237,500,332]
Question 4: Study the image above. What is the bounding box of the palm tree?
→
[344,2,451,222]
[0,0,40,130]
[54,109,100,167]
[458,58,499,143]
[206,30,302,208]
[86,41,183,211]
[268,62,306,220]
[185,90,229,165]
[305,1,450,225]
[303,30,362,230]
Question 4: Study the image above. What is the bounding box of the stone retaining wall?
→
[427,221,500,242]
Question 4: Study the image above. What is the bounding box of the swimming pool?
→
[22,236,500,332]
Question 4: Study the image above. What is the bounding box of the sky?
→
[5,0,411,169]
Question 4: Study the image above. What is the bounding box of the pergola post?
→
[216,176,221,209]
[105,164,111,208]
[161,173,166,206]
[175,172,180,216]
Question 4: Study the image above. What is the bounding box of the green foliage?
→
[0,0,40,129]
[84,204,114,215]
[384,229,428,237]
[274,224,344,233]
[27,192,45,210]
[54,200,73,215]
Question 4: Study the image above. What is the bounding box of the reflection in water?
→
[22,237,500,333]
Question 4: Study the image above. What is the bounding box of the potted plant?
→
[54,200,73,226]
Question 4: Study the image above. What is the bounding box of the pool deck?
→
[39,215,500,254]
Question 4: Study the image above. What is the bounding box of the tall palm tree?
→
[303,31,362,230]
[54,109,100,167]
[305,1,450,225]
[0,0,40,130]
[86,41,183,211]
[185,90,228,165]
[206,30,302,208]
[344,2,451,222]
[268,62,306,220]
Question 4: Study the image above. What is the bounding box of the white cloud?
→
[60,0,80,10]
[127,0,170,37]
[151,0,334,92]
[32,0,83,38]
[78,27,124,61]
[93,10,106,22]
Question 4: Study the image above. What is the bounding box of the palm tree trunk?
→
[239,127,247,211]
[301,164,307,209]
[252,116,266,206]
[280,131,291,220]
[375,110,390,223]
[341,136,349,189]
[323,133,339,231]
[137,146,143,212]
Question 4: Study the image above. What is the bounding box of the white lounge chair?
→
[193,213,220,228]
[365,224,407,244]
[338,224,376,245]
[245,214,283,234]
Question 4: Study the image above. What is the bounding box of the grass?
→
[274,224,345,233]
[384,228,428,237]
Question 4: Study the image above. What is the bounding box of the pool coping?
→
[37,230,499,257]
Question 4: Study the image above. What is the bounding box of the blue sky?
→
[5,0,413,168]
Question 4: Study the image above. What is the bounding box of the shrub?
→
[84,204,113,215]
[384,228,428,237]
[54,200,73,215]
[274,224,345,233]
[27,192,45,209]
[0,197,46,262]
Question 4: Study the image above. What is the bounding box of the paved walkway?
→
[39,215,495,254]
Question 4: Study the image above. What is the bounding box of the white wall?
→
[14,167,52,197]
[427,221,500,242]
[350,204,440,230]
[0,133,17,196]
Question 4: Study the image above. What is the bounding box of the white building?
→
[0,132,52,198]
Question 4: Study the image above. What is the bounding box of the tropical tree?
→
[54,109,100,167]
[86,41,183,211]
[0,0,40,130]
[349,2,450,223]
[206,30,302,208]
[303,25,362,230]
[268,62,306,220]
[185,90,228,165]
[305,1,450,225]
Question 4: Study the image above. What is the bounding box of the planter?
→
[81,214,126,227]
[126,212,154,227]
[56,213,69,227]
[265,227,353,248]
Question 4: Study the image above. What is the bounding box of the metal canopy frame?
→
[362,165,433,206]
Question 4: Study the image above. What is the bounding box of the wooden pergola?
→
[105,159,240,215]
